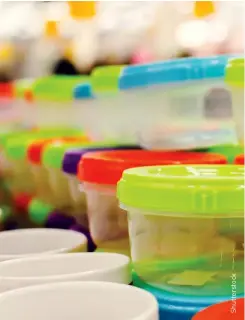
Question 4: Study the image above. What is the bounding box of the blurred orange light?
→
[68,1,96,19]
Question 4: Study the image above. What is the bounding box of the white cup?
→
[0,252,132,293]
[0,281,159,320]
[0,228,87,262]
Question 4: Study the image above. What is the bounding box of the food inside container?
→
[118,165,244,297]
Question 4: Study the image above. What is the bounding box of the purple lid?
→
[45,211,76,229]
[62,145,142,175]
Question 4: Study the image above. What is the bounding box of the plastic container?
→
[27,136,88,203]
[225,58,244,144]
[78,150,227,253]
[29,76,89,128]
[118,165,244,297]
[0,253,131,293]
[80,55,237,148]
[193,298,244,320]
[208,144,244,163]
[0,228,87,262]
[0,282,159,320]
[235,154,244,165]
[62,144,141,224]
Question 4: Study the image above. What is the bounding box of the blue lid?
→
[133,274,244,320]
[120,54,242,90]
[73,83,93,100]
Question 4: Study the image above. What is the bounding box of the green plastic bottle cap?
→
[208,144,244,164]
[5,128,83,160]
[32,75,89,102]
[0,206,11,223]
[225,58,244,88]
[28,199,54,225]
[118,165,244,215]
[91,65,124,94]
[42,141,119,169]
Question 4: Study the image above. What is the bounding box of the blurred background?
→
[0,1,244,81]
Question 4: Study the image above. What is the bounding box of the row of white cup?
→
[0,228,159,320]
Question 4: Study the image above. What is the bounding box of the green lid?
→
[28,199,53,225]
[32,75,89,102]
[42,140,120,169]
[14,79,34,98]
[225,58,244,88]
[118,165,244,215]
[91,65,124,94]
[5,128,83,160]
[0,206,11,223]
[208,144,244,163]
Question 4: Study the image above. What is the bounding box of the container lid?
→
[28,199,54,225]
[235,154,244,165]
[118,165,244,215]
[91,66,124,94]
[62,144,141,175]
[78,150,227,185]
[0,206,11,223]
[31,76,89,102]
[5,128,82,160]
[27,135,88,165]
[73,83,93,99]
[120,55,238,90]
[225,58,244,88]
[193,298,244,320]
[208,144,244,163]
[0,82,13,99]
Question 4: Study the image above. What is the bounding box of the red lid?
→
[27,137,88,165]
[78,150,227,185]
[0,82,13,99]
[13,193,32,215]
[235,154,244,165]
[193,298,244,320]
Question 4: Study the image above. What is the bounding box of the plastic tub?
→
[27,135,88,203]
[225,58,244,144]
[193,298,244,320]
[62,144,141,224]
[208,144,244,163]
[0,282,159,320]
[78,150,227,253]
[0,228,87,262]
[30,75,89,128]
[235,154,244,165]
[0,253,131,293]
[118,165,244,297]
[80,56,237,148]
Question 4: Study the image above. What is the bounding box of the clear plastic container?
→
[30,76,90,129]
[118,165,244,297]
[78,150,227,254]
[62,144,141,225]
[78,55,238,148]
[225,58,244,144]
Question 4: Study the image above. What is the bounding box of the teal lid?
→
[91,66,124,94]
[42,141,120,169]
[208,144,244,163]
[32,75,89,102]
[118,165,244,215]
[28,199,54,225]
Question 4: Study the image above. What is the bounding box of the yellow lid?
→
[44,20,59,38]
[194,1,215,18]
[68,1,96,19]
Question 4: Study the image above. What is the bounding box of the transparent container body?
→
[78,80,234,148]
[66,174,87,226]
[126,207,244,297]
[230,87,244,144]
[83,182,130,253]
[30,164,53,203]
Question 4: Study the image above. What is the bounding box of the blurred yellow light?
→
[68,1,96,19]
[45,20,59,37]
[194,1,215,18]
[0,44,14,61]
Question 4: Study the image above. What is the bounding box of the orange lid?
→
[235,154,244,165]
[194,1,215,18]
[68,1,96,19]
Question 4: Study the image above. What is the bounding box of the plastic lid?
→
[62,144,141,175]
[235,154,244,165]
[27,136,88,165]
[91,66,124,94]
[28,198,54,225]
[192,298,244,320]
[0,206,11,223]
[73,83,93,99]
[0,82,13,99]
[44,20,59,38]
[119,55,239,90]
[68,1,96,19]
[118,165,244,215]
[78,150,227,185]
[13,193,32,214]
[31,76,89,102]
[225,58,244,88]
[208,144,244,164]
[45,211,75,229]
[194,1,215,18]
